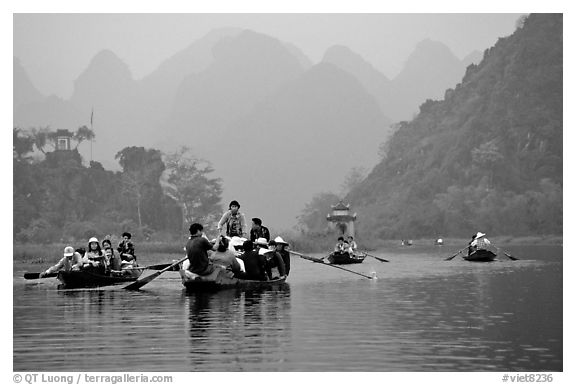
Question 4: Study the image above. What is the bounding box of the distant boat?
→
[57,269,142,288]
[463,249,497,262]
[326,251,365,265]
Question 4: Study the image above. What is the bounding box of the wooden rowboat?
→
[326,251,365,265]
[180,267,286,292]
[57,268,142,288]
[463,249,497,262]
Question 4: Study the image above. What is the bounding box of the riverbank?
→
[13,234,561,263]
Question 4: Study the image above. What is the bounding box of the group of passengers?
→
[334,235,358,254]
[40,232,137,277]
[182,200,291,282]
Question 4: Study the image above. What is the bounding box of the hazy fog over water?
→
[14,13,522,98]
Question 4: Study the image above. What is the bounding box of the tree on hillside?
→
[297,192,341,234]
[162,147,223,230]
[115,146,165,230]
[340,167,367,196]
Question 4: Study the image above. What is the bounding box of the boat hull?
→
[463,249,497,262]
[181,268,286,292]
[326,251,365,265]
[57,269,142,288]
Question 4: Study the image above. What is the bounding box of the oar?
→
[445,246,468,261]
[289,250,374,280]
[120,262,179,271]
[360,251,389,263]
[123,256,188,290]
[24,272,58,280]
[502,251,520,261]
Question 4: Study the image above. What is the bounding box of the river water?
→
[13,245,562,372]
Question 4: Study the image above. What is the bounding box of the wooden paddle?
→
[289,250,374,280]
[24,272,58,280]
[123,256,188,290]
[360,251,389,263]
[445,246,469,261]
[502,251,520,261]
[121,262,180,271]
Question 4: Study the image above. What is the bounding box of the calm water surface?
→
[13,245,562,371]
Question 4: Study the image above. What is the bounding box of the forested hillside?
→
[347,14,562,239]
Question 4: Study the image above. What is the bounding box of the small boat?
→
[180,268,286,292]
[326,251,365,265]
[57,268,142,288]
[463,249,497,262]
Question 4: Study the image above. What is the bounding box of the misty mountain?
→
[13,57,44,109]
[216,62,392,228]
[322,41,479,123]
[461,49,483,67]
[322,45,394,120]
[390,39,465,121]
[347,14,562,238]
[137,28,243,129]
[166,30,307,144]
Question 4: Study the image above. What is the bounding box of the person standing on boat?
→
[468,232,491,255]
[209,236,242,275]
[40,246,83,277]
[217,200,247,238]
[250,217,270,242]
[238,240,268,281]
[117,232,137,268]
[186,223,217,276]
[83,237,107,273]
[274,236,291,276]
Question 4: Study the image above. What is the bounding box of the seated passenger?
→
[238,240,268,281]
[274,236,291,276]
[334,236,347,253]
[347,236,358,254]
[40,246,83,277]
[209,236,242,275]
[117,232,137,268]
[83,237,107,273]
[263,240,287,280]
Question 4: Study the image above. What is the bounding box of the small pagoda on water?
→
[326,200,357,237]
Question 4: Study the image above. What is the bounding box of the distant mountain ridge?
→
[347,14,562,238]
[14,27,496,228]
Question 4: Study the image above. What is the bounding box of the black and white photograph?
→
[8,1,569,381]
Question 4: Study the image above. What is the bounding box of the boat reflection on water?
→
[182,284,292,371]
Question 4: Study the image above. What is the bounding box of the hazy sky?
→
[13,13,523,98]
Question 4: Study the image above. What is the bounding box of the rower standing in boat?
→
[250,217,270,242]
[468,232,491,255]
[217,200,247,238]
[40,246,83,277]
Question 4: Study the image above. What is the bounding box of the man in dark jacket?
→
[186,223,216,275]
[238,240,268,281]
[249,217,270,242]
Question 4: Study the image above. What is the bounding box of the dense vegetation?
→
[13,127,223,243]
[343,14,562,239]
